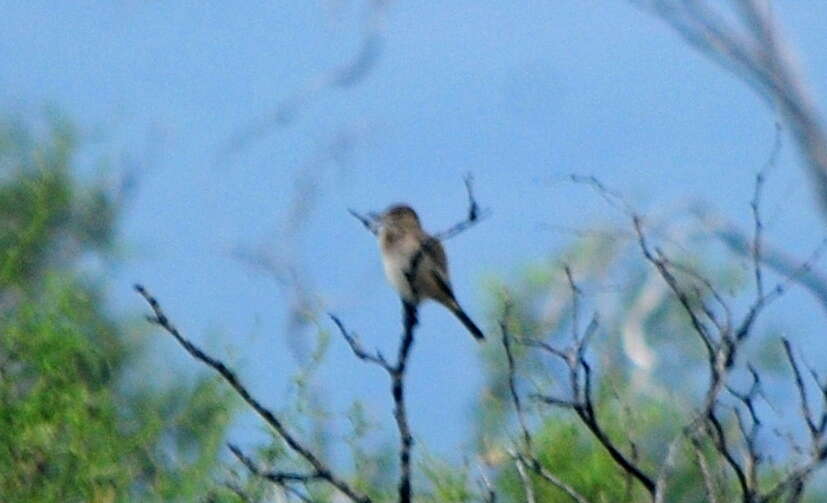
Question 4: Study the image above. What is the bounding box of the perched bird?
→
[377,204,484,341]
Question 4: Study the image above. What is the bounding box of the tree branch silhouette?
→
[502,296,591,503]
[134,284,371,503]
[526,266,656,498]
[558,173,827,502]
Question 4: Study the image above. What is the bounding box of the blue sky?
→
[3,0,827,461]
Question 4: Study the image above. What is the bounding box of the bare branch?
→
[433,173,490,241]
[529,393,580,410]
[516,337,569,361]
[330,314,388,368]
[633,215,716,360]
[348,208,380,235]
[391,307,417,501]
[221,479,254,503]
[331,307,415,503]
[477,465,498,503]
[510,450,536,503]
[692,442,721,503]
[705,408,753,500]
[229,443,323,499]
[653,436,682,503]
[658,257,732,333]
[530,267,656,497]
[564,173,827,502]
[725,365,766,494]
[564,265,582,346]
[734,237,827,343]
[331,240,428,503]
[759,449,827,503]
[134,285,371,503]
[521,455,591,503]
[569,174,635,217]
[751,121,782,301]
[498,280,591,503]
[501,302,531,450]
[350,174,488,244]
[701,211,827,317]
[782,339,818,441]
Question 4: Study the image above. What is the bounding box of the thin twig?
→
[653,436,682,503]
[567,173,827,501]
[331,252,428,503]
[221,480,254,503]
[331,310,416,503]
[692,442,721,503]
[511,450,536,503]
[751,121,782,301]
[701,210,827,317]
[477,465,498,503]
[350,174,488,243]
[521,455,591,503]
[229,443,319,503]
[433,173,490,241]
[531,267,656,498]
[348,208,380,235]
[501,302,531,450]
[782,339,818,442]
[134,285,371,503]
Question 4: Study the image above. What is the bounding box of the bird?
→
[377,204,485,341]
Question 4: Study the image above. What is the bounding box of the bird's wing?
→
[422,236,449,279]
[420,236,458,304]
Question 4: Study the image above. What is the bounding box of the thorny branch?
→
[134,285,371,503]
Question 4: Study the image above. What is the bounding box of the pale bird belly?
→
[382,253,416,302]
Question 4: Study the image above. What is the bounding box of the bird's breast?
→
[379,231,420,302]
[381,249,416,301]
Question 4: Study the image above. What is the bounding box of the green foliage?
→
[419,456,474,503]
[0,117,236,502]
[472,229,827,503]
[3,115,823,503]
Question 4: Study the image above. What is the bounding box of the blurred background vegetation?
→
[5,0,827,501]
[0,117,236,502]
[2,115,824,503]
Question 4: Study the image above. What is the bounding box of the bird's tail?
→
[451,305,485,341]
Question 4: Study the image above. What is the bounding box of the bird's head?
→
[380,204,422,233]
